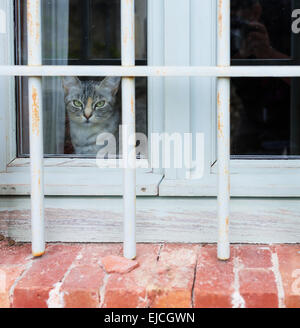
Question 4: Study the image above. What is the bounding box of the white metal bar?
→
[217,0,230,260]
[27,0,45,257]
[2,65,300,77]
[121,0,136,259]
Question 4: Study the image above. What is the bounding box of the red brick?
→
[0,266,25,308]
[194,245,234,308]
[12,244,81,308]
[0,243,32,308]
[101,255,139,274]
[0,243,31,266]
[275,245,300,308]
[234,245,272,269]
[147,244,199,308]
[239,269,278,308]
[103,244,161,308]
[61,244,121,308]
[62,265,104,308]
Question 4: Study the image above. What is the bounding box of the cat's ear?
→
[99,77,121,97]
[62,76,81,93]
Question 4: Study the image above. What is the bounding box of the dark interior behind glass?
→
[231,0,300,158]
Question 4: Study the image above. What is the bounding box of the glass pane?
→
[15,0,147,157]
[231,0,300,157]
[230,77,300,157]
[231,0,291,60]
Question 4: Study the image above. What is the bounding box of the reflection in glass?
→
[231,0,300,157]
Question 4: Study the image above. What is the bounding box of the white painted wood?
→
[147,0,165,175]
[0,166,163,196]
[211,160,300,174]
[1,196,299,244]
[159,173,300,197]
[0,0,15,172]
[190,0,217,176]
[164,0,190,179]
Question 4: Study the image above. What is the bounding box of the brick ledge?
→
[0,242,299,308]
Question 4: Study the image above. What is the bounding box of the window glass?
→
[15,0,147,157]
[231,0,300,157]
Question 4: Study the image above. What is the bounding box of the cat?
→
[62,76,121,155]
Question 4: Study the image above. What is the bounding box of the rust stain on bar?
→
[31,86,40,136]
[123,27,128,46]
[27,3,34,37]
[131,95,134,114]
[218,0,223,37]
[33,251,45,257]
[225,217,229,233]
[35,0,40,43]
[218,112,224,138]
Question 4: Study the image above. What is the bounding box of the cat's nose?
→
[84,113,92,120]
[84,107,93,120]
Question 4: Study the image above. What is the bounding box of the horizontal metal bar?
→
[2,65,300,77]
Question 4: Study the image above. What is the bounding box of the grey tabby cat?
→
[62,76,121,155]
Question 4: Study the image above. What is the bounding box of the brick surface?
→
[194,245,235,308]
[0,242,299,308]
[148,244,198,308]
[0,243,31,308]
[234,245,272,269]
[101,255,139,274]
[275,245,300,308]
[61,244,121,308]
[12,244,81,308]
[103,244,161,308]
[239,269,278,308]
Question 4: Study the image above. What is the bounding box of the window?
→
[0,0,299,232]
[15,0,147,157]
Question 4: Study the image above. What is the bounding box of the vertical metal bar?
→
[217,0,230,260]
[121,0,136,259]
[27,0,45,257]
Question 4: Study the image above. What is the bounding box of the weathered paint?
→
[31,86,40,136]
[218,0,223,37]
[121,0,136,259]
[27,0,45,257]
[217,0,230,260]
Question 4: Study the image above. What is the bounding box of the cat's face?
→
[62,76,120,125]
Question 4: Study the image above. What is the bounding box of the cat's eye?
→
[95,100,106,109]
[72,100,83,108]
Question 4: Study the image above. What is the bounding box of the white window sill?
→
[1,158,164,196]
